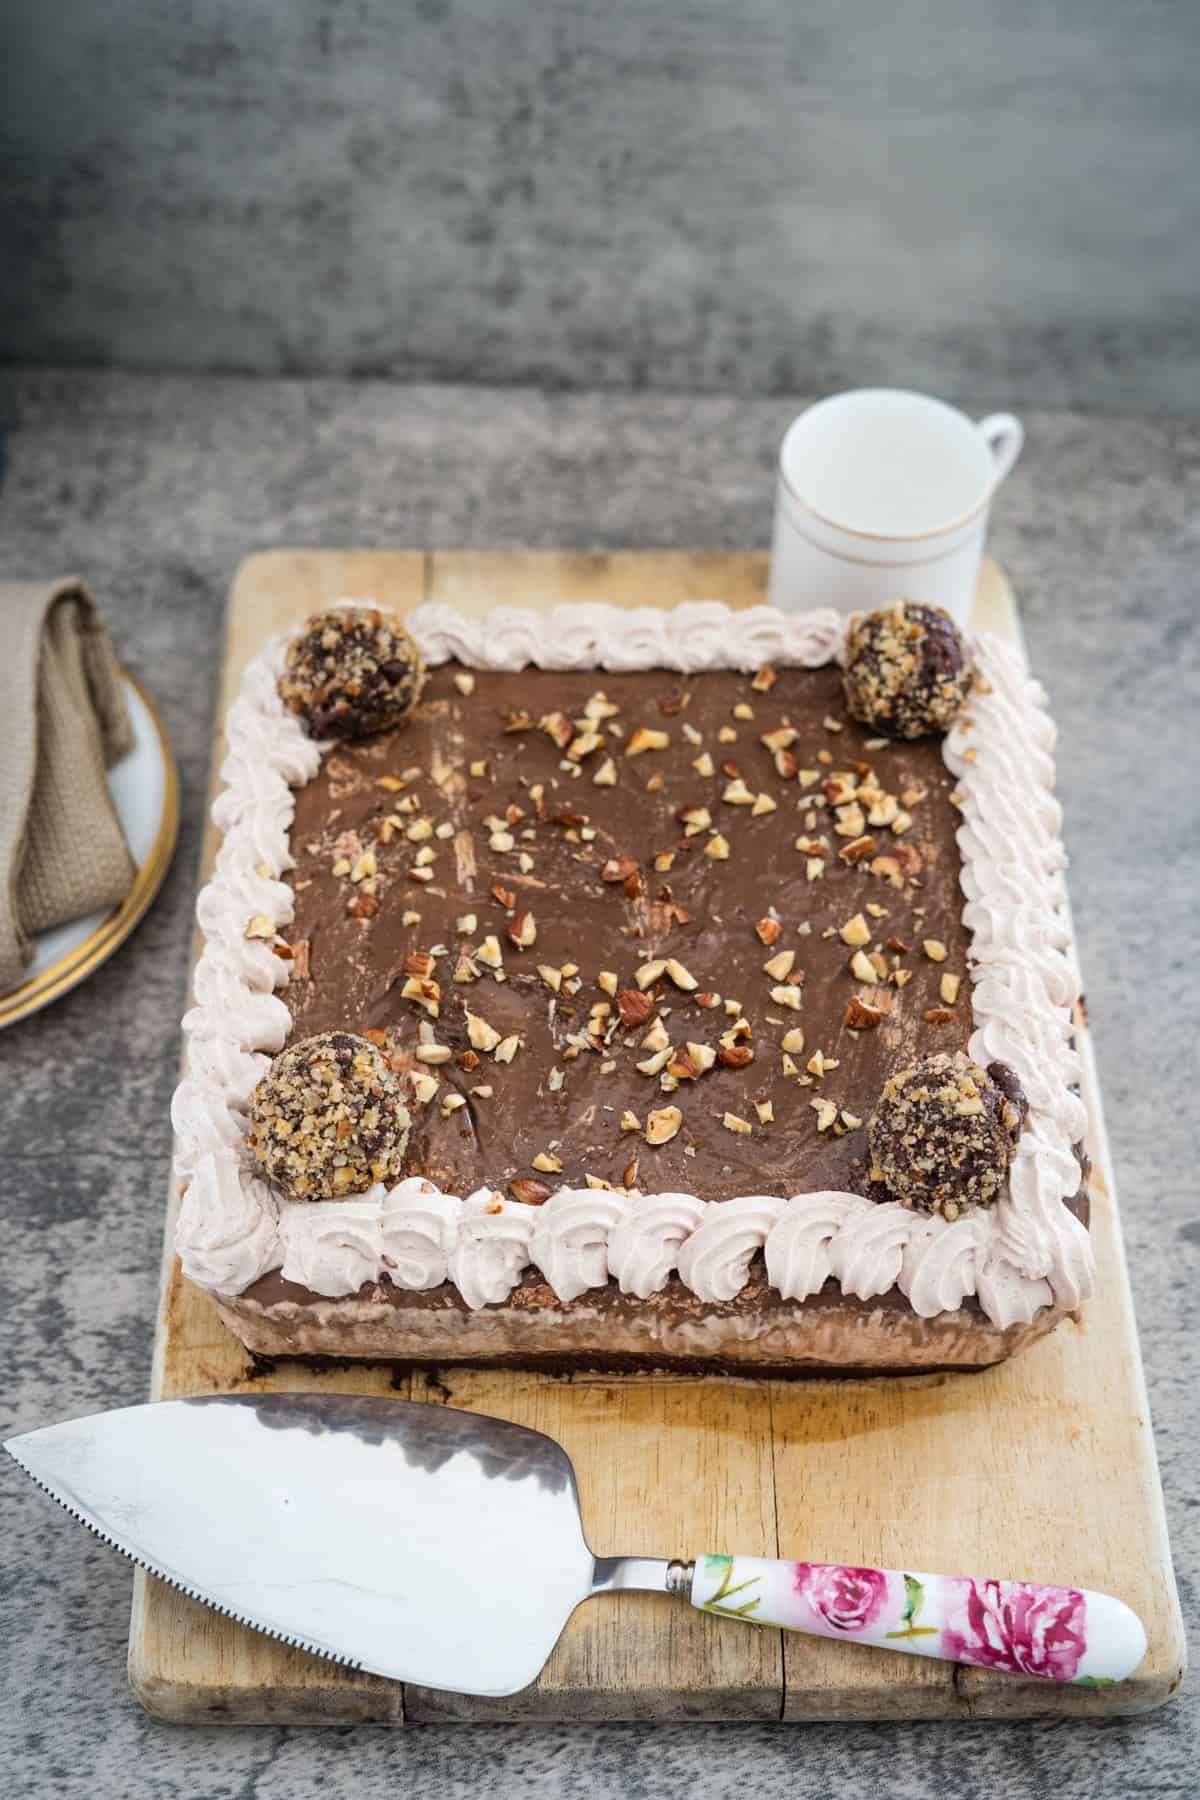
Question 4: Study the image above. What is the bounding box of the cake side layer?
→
[174,602,1094,1337]
[217,1278,1075,1373]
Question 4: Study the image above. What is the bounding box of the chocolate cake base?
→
[216,1225,1083,1374]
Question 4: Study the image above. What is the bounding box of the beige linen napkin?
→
[0,577,137,990]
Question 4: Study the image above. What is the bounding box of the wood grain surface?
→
[129,550,1185,1723]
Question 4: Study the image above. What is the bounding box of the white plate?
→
[0,672,180,1026]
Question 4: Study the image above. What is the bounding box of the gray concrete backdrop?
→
[0,368,1195,1795]
[3,1,1200,411]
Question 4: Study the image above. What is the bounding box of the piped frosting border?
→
[173,601,1094,1330]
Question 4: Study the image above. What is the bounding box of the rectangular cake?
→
[172,598,1093,1373]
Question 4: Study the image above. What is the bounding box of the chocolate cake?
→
[173,600,1093,1373]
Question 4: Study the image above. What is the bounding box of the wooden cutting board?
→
[129,550,1185,1725]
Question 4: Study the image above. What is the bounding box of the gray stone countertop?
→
[0,370,1194,1797]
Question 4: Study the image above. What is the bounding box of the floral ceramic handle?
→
[689,1555,1146,1684]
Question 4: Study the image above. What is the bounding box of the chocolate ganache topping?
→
[275,656,977,1207]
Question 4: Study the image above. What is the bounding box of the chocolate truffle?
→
[868,1051,1025,1216]
[279,606,425,740]
[248,1031,410,1200]
[842,601,973,739]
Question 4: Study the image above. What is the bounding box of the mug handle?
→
[977,412,1024,484]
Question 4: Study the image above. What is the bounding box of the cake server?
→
[5,1394,1144,1695]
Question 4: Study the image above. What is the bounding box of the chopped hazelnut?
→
[539,711,573,749]
[400,973,440,1013]
[762,948,796,981]
[645,1105,683,1146]
[722,1112,753,1135]
[466,1012,502,1053]
[507,910,537,948]
[840,913,871,948]
[625,726,670,756]
[811,1098,839,1132]
[613,988,651,1029]
[760,725,797,753]
[510,1178,553,1205]
[922,939,948,963]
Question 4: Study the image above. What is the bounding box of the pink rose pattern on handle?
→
[692,1556,1116,1684]
[792,1562,894,1636]
[941,1576,1086,1680]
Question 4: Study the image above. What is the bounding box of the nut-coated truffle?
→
[248,1031,410,1200]
[868,1051,1026,1216]
[842,601,973,739]
[279,606,425,740]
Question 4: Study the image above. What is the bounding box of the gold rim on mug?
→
[0,670,181,1029]
[777,460,997,544]
[776,508,988,572]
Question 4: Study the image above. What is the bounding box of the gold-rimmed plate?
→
[0,670,179,1028]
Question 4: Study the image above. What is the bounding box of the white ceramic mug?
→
[767,389,1023,625]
